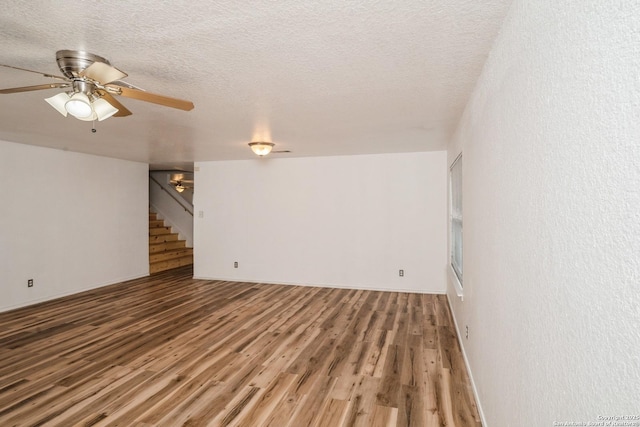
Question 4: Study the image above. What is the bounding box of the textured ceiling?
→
[0,1,511,169]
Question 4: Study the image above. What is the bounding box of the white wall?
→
[194,152,447,293]
[447,1,640,425]
[0,140,149,312]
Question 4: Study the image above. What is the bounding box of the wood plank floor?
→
[0,267,481,426]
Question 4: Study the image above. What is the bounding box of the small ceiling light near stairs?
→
[249,142,275,156]
[174,181,186,193]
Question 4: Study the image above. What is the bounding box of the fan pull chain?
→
[91,119,97,133]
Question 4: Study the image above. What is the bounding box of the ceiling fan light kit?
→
[65,92,93,118]
[44,92,71,117]
[249,141,275,156]
[91,98,119,121]
[45,92,117,122]
[0,49,194,124]
[169,175,193,193]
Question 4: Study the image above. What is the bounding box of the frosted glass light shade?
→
[65,93,93,118]
[249,142,275,156]
[46,92,119,122]
[92,98,119,121]
[75,111,98,121]
[45,93,71,116]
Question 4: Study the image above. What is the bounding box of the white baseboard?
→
[192,275,447,295]
[0,272,149,314]
[445,294,487,426]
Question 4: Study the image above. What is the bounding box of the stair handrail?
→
[149,175,194,216]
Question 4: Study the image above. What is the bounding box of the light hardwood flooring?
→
[0,266,481,426]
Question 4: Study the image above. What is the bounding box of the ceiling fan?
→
[169,174,194,193]
[170,179,194,193]
[0,50,194,121]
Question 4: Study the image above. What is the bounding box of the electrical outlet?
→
[234,261,238,268]
[399,269,404,277]
[27,279,33,287]
[465,325,469,339]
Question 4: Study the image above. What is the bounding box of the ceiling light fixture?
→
[45,91,119,122]
[44,93,71,117]
[92,98,119,121]
[65,92,93,118]
[175,181,186,193]
[249,142,275,156]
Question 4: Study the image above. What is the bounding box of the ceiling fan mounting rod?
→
[71,79,96,95]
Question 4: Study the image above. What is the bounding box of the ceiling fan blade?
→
[80,62,127,85]
[107,80,146,91]
[96,89,132,117]
[114,86,194,111]
[0,82,70,94]
[0,64,67,80]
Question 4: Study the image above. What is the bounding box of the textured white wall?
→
[447,1,640,425]
[0,140,149,312]
[194,152,447,293]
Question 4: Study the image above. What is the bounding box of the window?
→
[450,154,463,286]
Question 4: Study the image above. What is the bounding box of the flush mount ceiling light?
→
[249,142,275,156]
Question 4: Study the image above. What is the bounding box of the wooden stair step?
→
[148,210,191,274]
[150,254,194,274]
[149,240,186,253]
[149,248,194,263]
[149,233,179,244]
[149,226,173,236]
[149,219,166,228]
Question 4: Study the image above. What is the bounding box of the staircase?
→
[149,211,193,274]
